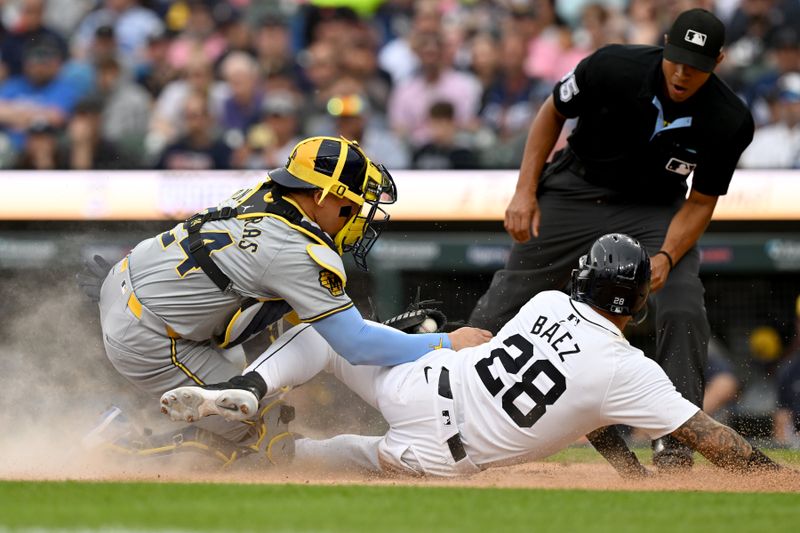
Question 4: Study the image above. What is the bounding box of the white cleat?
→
[159,386,259,423]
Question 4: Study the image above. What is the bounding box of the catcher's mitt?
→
[383,306,448,333]
[382,288,448,333]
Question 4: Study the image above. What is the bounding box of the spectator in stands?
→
[253,13,299,83]
[146,54,227,161]
[339,24,393,115]
[219,52,263,136]
[378,0,440,85]
[0,34,80,152]
[213,4,253,65]
[704,338,740,420]
[524,6,589,83]
[39,0,94,41]
[388,29,481,148]
[739,72,800,168]
[134,28,178,99]
[624,0,661,46]
[13,118,62,169]
[0,0,68,77]
[166,0,227,72]
[775,296,800,448]
[155,90,231,170]
[243,90,302,170]
[479,32,550,143]
[412,101,477,170]
[745,26,800,126]
[733,325,785,439]
[298,4,360,51]
[469,32,500,93]
[72,0,163,68]
[94,55,151,153]
[299,39,341,107]
[325,90,410,169]
[63,96,134,169]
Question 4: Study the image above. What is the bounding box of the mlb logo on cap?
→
[664,8,725,72]
[685,30,707,47]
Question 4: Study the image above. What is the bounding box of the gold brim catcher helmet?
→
[268,136,397,270]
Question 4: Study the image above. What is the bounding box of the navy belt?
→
[438,367,466,462]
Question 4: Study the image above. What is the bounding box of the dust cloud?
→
[0,267,384,480]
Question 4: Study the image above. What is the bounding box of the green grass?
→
[1,480,799,533]
[1,449,797,532]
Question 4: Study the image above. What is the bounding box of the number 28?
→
[474,334,567,428]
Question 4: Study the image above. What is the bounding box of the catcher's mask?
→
[570,233,651,317]
[268,136,397,270]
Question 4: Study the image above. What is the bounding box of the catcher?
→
[161,234,785,478]
[82,136,491,465]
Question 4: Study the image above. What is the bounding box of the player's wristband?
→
[655,250,674,271]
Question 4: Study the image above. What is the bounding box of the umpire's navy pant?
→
[469,160,710,408]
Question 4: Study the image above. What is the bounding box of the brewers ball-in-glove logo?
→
[319,270,344,297]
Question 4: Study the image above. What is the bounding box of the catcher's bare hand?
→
[448,327,493,350]
[504,190,540,243]
[649,253,671,292]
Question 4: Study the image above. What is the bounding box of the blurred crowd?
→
[693,296,800,449]
[0,0,799,171]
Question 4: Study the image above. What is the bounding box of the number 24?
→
[159,230,233,277]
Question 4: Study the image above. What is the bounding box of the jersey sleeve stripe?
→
[301,301,355,323]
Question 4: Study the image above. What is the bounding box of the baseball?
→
[417,317,439,333]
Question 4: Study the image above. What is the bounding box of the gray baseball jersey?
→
[127,184,353,344]
[98,180,354,434]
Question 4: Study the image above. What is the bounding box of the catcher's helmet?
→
[570,233,651,316]
[268,136,397,270]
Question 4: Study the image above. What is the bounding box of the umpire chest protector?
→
[552,45,754,203]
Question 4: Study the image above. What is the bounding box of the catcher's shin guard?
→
[242,398,296,467]
[82,406,285,468]
[91,423,254,467]
[129,426,253,466]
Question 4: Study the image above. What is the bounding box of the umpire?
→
[469,8,754,470]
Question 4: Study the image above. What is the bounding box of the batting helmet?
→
[570,233,651,316]
[268,136,397,270]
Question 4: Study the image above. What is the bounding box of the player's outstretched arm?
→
[670,411,782,473]
[586,426,650,479]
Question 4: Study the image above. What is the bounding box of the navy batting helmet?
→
[570,233,651,316]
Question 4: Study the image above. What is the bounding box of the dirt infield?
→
[4,456,799,493]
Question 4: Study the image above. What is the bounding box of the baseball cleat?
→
[160,386,259,423]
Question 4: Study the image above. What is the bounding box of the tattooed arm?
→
[586,426,650,479]
[670,411,781,472]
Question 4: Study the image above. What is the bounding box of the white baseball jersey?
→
[447,290,699,469]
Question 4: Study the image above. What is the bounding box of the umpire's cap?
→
[664,8,725,72]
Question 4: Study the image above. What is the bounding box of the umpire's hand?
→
[448,327,493,351]
[649,253,671,292]
[505,191,540,243]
